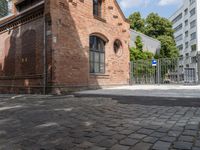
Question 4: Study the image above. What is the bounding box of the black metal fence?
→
[130,57,199,85]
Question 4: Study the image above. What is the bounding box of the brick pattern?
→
[0,0,130,93]
[47,0,130,92]
[0,15,44,93]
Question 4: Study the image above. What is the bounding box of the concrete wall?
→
[130,29,161,54]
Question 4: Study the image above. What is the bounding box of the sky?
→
[117,0,184,19]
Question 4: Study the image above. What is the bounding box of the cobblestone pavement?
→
[0,95,200,150]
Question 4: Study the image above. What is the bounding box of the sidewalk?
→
[76,85,200,98]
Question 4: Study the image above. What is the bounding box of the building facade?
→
[130,29,161,55]
[0,0,130,94]
[169,0,200,81]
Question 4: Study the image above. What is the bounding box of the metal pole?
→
[130,61,134,85]
[157,59,160,85]
[197,54,200,84]
[43,12,47,94]
[177,58,180,84]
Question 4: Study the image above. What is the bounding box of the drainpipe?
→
[197,52,200,84]
[43,6,47,94]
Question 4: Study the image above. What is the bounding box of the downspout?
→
[43,2,47,94]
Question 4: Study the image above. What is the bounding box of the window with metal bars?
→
[16,0,43,12]
[93,0,102,17]
[89,36,105,74]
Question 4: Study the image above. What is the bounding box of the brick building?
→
[0,0,130,94]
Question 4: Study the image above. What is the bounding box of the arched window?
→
[89,36,105,73]
[93,0,102,17]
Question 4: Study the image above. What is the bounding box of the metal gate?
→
[130,57,198,85]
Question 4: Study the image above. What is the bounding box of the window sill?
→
[93,15,106,23]
[90,73,109,77]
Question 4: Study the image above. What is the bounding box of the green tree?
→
[129,12,145,32]
[157,35,179,58]
[135,36,143,52]
[145,13,174,38]
[129,12,178,58]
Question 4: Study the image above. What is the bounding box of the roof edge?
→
[114,0,130,24]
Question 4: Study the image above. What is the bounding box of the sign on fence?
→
[152,60,157,67]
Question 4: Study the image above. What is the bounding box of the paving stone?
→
[119,129,135,135]
[88,145,107,150]
[120,138,138,146]
[88,135,108,143]
[112,134,126,140]
[137,128,154,135]
[131,142,152,150]
[178,135,194,142]
[173,141,193,150]
[143,136,158,144]
[96,139,117,148]
[183,130,197,136]
[129,133,147,139]
[160,136,176,142]
[185,124,199,130]
[111,144,130,150]
[192,147,200,150]
[157,128,169,133]
[151,132,166,138]
[152,141,171,150]
[168,131,182,137]
[194,140,200,147]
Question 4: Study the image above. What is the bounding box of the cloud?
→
[119,0,151,9]
[158,0,183,6]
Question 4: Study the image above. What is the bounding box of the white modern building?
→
[130,29,161,55]
[169,0,200,82]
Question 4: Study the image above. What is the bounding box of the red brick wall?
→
[0,16,44,93]
[48,0,130,91]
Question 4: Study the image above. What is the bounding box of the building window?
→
[191,56,197,63]
[114,39,123,56]
[172,13,182,24]
[174,23,182,33]
[185,42,188,49]
[0,0,12,19]
[185,31,188,38]
[177,44,183,51]
[93,0,102,17]
[184,8,188,15]
[175,34,183,42]
[185,20,188,26]
[185,53,189,58]
[89,36,105,74]
[190,32,196,41]
[191,44,196,51]
[190,8,195,17]
[16,0,43,12]
[190,20,196,29]
[190,0,195,5]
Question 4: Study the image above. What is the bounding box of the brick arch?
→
[90,32,109,43]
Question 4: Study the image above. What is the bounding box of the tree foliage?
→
[135,36,143,52]
[157,35,179,58]
[130,36,154,61]
[145,13,174,38]
[129,12,145,32]
[128,12,179,59]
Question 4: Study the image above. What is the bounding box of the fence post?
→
[197,54,200,84]
[130,61,133,85]
[177,58,180,84]
[157,59,160,85]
